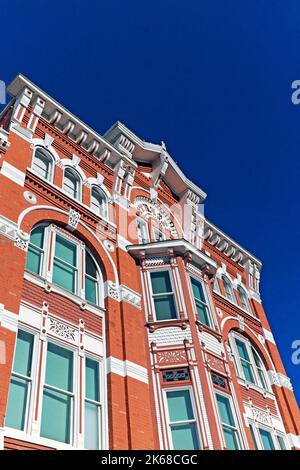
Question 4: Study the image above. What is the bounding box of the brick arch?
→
[17,205,119,285]
[221,317,275,371]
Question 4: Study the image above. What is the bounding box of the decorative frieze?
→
[14,230,29,251]
[148,326,192,346]
[68,208,80,230]
[119,285,141,309]
[267,371,293,391]
[49,317,76,341]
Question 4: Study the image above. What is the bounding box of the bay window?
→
[85,358,101,449]
[216,393,241,450]
[40,343,74,444]
[25,224,102,306]
[5,330,34,431]
[150,271,177,321]
[165,389,200,450]
[190,277,212,327]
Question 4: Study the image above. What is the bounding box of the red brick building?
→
[0,74,299,450]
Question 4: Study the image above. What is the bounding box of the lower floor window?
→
[216,393,241,450]
[166,389,200,450]
[84,358,101,449]
[248,421,287,450]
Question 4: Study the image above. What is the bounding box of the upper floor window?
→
[32,147,53,181]
[165,389,200,450]
[26,224,102,306]
[215,393,241,450]
[190,277,212,328]
[237,286,251,313]
[91,187,108,219]
[232,334,270,391]
[153,227,165,242]
[222,275,236,303]
[150,271,177,321]
[63,168,81,201]
[137,217,150,244]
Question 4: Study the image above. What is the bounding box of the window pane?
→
[85,277,97,304]
[86,358,99,401]
[13,330,34,376]
[45,343,73,392]
[241,362,255,383]
[64,169,79,198]
[259,428,275,450]
[55,235,76,266]
[53,259,76,292]
[5,376,29,430]
[223,427,239,450]
[195,301,210,326]
[249,424,258,449]
[191,278,205,303]
[85,252,97,278]
[85,402,99,449]
[151,271,172,294]
[30,226,44,248]
[167,390,194,422]
[171,423,199,450]
[26,245,42,274]
[277,435,286,450]
[216,394,234,426]
[154,295,176,320]
[41,388,71,444]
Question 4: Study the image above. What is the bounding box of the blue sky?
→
[1,1,299,403]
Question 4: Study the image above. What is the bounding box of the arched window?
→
[222,275,235,303]
[32,147,53,181]
[231,333,270,391]
[91,187,108,218]
[63,168,81,201]
[25,224,102,306]
[237,286,251,313]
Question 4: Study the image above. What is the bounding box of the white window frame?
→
[31,147,55,183]
[215,391,242,450]
[237,285,252,314]
[222,275,236,304]
[248,420,289,450]
[163,386,201,450]
[90,186,108,219]
[230,333,271,392]
[149,269,179,322]
[84,355,103,450]
[189,274,213,328]
[153,227,166,242]
[137,217,150,244]
[63,167,82,202]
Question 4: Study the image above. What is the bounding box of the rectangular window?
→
[166,389,200,450]
[52,235,77,293]
[259,428,275,450]
[235,339,255,384]
[150,271,177,321]
[249,423,258,450]
[40,343,74,444]
[5,330,34,430]
[26,226,45,275]
[162,368,190,382]
[191,277,211,327]
[84,358,101,449]
[153,227,165,242]
[216,393,240,450]
[276,434,286,450]
[137,218,149,244]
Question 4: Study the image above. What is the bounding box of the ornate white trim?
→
[287,433,300,449]
[0,304,18,332]
[1,161,25,187]
[0,214,18,241]
[263,328,276,344]
[267,371,293,390]
[120,285,141,309]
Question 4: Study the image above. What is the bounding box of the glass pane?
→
[86,358,99,401]
[86,252,97,278]
[53,259,76,293]
[151,271,172,294]
[45,343,73,392]
[41,388,71,444]
[223,427,239,450]
[30,226,44,248]
[85,401,99,449]
[55,235,76,266]
[26,245,42,274]
[13,330,34,376]
[34,150,50,179]
[154,295,176,320]
[241,361,255,383]
[216,394,235,426]
[277,435,286,450]
[196,301,210,326]
[5,376,28,430]
[167,390,194,422]
[259,428,275,450]
[171,423,199,450]
[191,278,205,303]
[85,277,97,304]
[249,424,258,450]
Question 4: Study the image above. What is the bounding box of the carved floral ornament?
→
[134,196,179,238]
